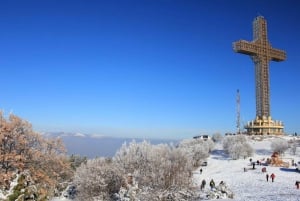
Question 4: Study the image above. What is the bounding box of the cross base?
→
[244,116,284,135]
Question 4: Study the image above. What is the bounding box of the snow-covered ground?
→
[0,174,20,200]
[52,136,300,201]
[193,137,300,201]
[51,198,70,201]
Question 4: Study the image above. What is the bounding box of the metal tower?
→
[236,89,241,134]
[233,16,286,135]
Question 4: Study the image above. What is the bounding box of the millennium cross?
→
[233,16,286,119]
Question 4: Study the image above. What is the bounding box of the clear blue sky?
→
[0,0,299,139]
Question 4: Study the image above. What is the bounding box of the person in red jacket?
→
[270,173,275,182]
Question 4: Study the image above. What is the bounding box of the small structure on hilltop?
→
[193,135,211,141]
[267,152,289,167]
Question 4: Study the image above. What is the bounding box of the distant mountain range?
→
[42,132,179,158]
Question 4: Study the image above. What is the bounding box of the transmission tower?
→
[236,89,241,134]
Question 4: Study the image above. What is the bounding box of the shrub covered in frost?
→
[271,138,289,155]
[223,135,253,159]
[73,157,122,201]
[74,139,212,200]
[178,138,214,167]
[114,140,193,190]
[212,133,223,143]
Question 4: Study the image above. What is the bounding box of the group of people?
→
[263,166,300,189]
[248,159,277,183]
[200,179,215,191]
[200,178,220,191]
[266,173,300,189]
[265,173,276,182]
[249,158,264,169]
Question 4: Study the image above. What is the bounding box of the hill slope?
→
[193,137,300,201]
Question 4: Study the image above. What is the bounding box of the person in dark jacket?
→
[266,173,269,182]
[270,173,275,182]
[209,179,215,190]
[201,179,206,190]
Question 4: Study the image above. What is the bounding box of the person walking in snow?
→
[266,173,269,182]
[209,179,215,190]
[295,181,300,189]
[200,168,203,174]
[270,173,275,182]
[200,179,206,190]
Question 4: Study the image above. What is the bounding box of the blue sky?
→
[0,0,299,139]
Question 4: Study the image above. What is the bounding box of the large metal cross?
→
[233,16,286,118]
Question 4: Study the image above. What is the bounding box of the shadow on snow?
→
[255,149,273,156]
[210,149,231,160]
[279,167,299,173]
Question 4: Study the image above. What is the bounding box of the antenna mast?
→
[236,89,241,134]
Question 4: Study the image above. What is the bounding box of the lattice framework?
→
[233,16,286,118]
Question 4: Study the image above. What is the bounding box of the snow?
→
[50,198,71,201]
[0,192,5,200]
[0,173,20,200]
[51,136,300,201]
[193,137,300,201]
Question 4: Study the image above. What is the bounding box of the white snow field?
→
[193,137,300,201]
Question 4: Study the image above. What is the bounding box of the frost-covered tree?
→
[114,140,193,190]
[74,157,122,201]
[178,138,214,167]
[212,133,223,143]
[114,140,152,176]
[290,143,297,155]
[75,140,197,200]
[271,138,289,155]
[223,135,253,159]
[290,142,298,155]
[69,154,87,170]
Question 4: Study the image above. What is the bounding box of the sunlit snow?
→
[193,136,300,201]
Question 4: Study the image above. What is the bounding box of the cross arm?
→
[270,48,286,62]
[233,40,257,55]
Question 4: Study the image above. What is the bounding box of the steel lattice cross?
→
[233,16,286,118]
